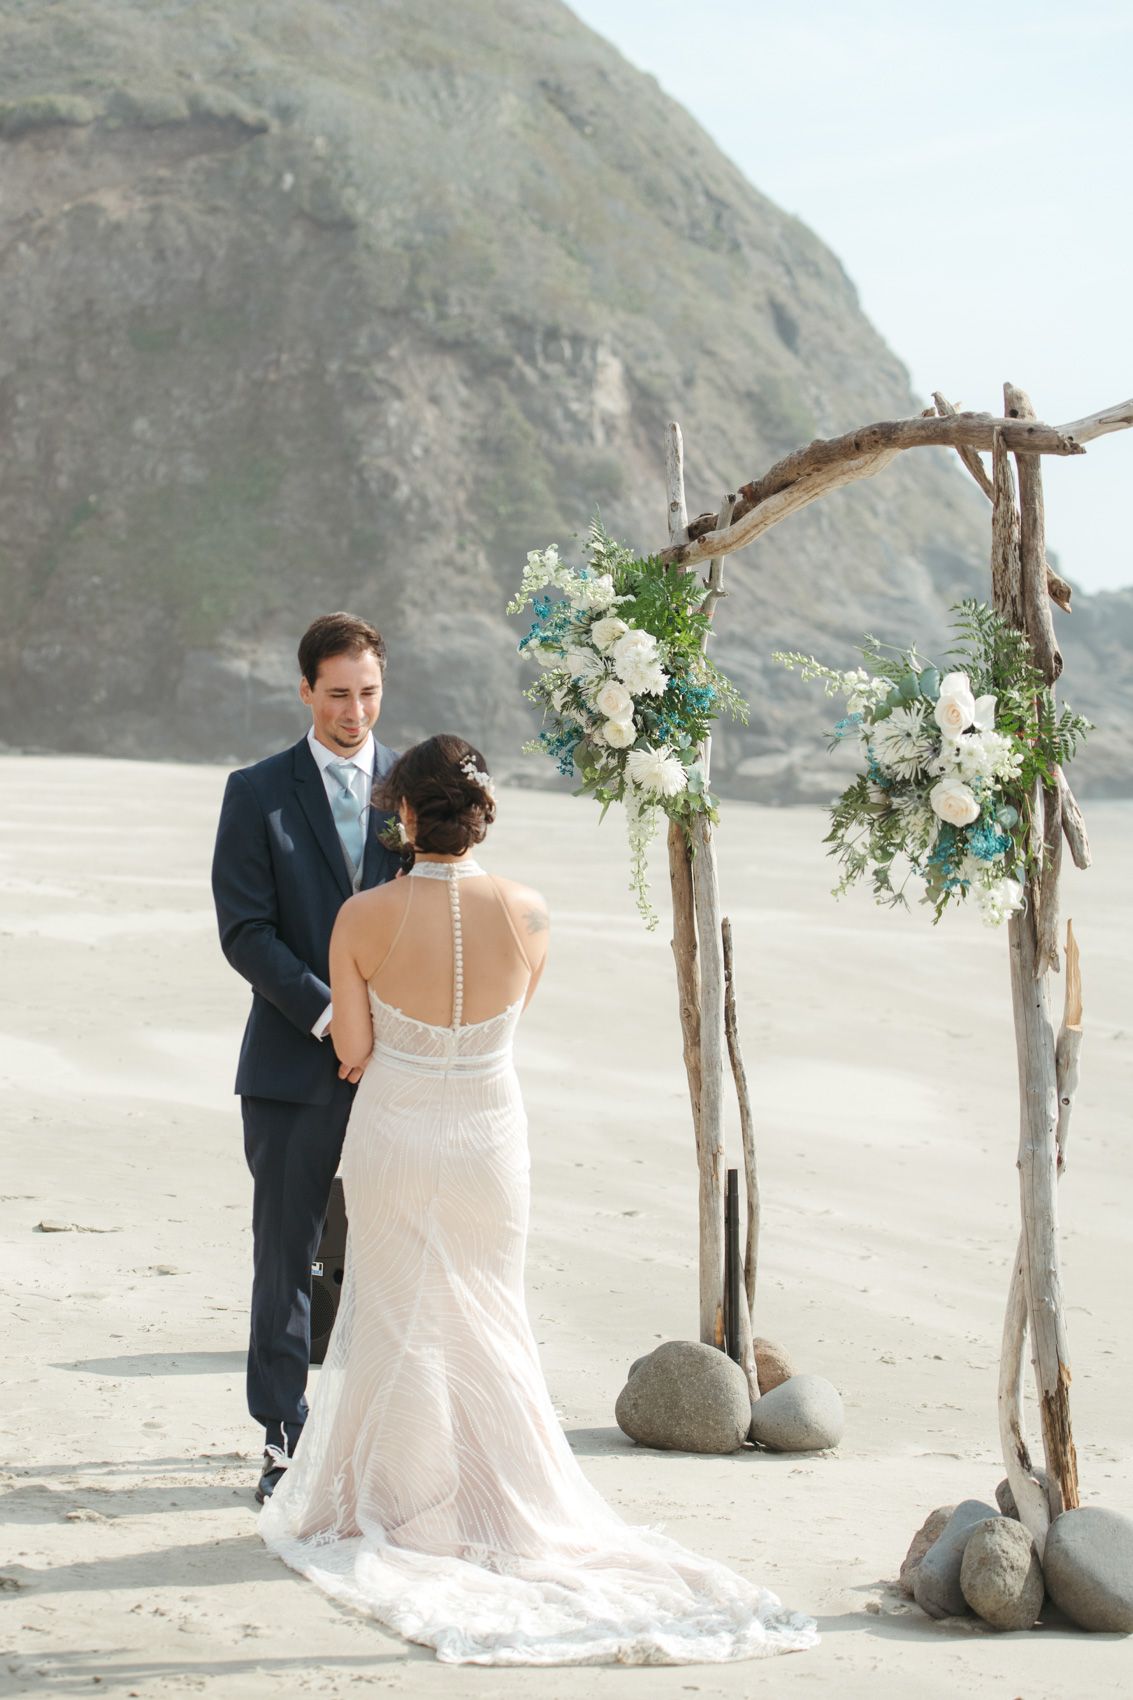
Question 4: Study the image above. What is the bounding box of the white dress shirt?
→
[306,727,377,1040]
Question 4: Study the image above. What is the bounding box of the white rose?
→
[972,692,997,731]
[594,679,634,722]
[611,629,658,677]
[934,671,976,737]
[929,775,981,827]
[590,615,629,653]
[601,717,636,749]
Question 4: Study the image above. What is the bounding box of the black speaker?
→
[310,1176,348,1365]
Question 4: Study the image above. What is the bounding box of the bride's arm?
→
[328,900,375,1076]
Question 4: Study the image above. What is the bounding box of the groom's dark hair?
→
[298,612,387,685]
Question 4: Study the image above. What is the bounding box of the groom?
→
[211,612,401,1503]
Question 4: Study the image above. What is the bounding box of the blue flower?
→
[833,712,864,740]
[967,819,1011,862]
[924,823,969,890]
[539,721,584,777]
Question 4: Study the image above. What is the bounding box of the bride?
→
[259,733,817,1666]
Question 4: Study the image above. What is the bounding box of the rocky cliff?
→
[1,0,1127,795]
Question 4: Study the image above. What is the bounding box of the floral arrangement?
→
[509,521,747,926]
[773,601,1090,925]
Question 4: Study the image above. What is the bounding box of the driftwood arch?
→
[660,390,1132,1542]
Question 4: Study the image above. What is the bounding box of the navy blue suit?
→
[211,733,401,1448]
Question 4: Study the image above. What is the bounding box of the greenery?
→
[511,519,748,925]
[774,600,1091,924]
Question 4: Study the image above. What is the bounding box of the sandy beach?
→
[1,752,1130,1698]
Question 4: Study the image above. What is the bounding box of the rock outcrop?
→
[1,0,1126,794]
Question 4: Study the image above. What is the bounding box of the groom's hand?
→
[338,1058,367,1084]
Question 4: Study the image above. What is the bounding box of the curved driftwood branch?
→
[664,397,1133,568]
[1058,767,1091,870]
[932,391,995,499]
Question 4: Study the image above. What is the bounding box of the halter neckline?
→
[408,859,487,879]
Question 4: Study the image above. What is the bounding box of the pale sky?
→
[569,0,1131,593]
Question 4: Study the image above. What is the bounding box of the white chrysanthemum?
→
[617,657,669,697]
[893,792,937,852]
[563,645,606,683]
[626,746,688,798]
[871,705,936,780]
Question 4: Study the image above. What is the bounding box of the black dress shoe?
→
[255,1449,287,1504]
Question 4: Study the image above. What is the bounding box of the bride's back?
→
[363,862,544,1029]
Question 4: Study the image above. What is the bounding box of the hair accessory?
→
[459,754,496,799]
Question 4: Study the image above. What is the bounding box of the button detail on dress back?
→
[448,872,464,1032]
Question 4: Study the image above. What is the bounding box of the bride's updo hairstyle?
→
[380,734,496,859]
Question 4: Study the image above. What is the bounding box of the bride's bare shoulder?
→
[490,874,550,937]
[336,875,410,934]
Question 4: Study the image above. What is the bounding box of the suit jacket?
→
[211,734,402,1106]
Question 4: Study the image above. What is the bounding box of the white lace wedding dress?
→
[260,859,816,1665]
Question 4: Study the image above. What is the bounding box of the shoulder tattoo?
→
[522,904,549,935]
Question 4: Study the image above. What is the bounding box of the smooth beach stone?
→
[1042,1507,1133,1633]
[960,1516,1044,1631]
[614,1340,751,1454]
[995,1470,1050,1521]
[627,1352,653,1380]
[898,1505,957,1598]
[748,1374,844,1453]
[753,1336,795,1395]
[912,1500,999,1619]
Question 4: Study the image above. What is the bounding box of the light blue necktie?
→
[326,760,367,874]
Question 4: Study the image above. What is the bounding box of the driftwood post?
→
[992,385,1080,1526]
[651,392,1129,1474]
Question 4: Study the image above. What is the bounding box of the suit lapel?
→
[292,738,353,901]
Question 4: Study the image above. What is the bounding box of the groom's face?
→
[300,648,384,755]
